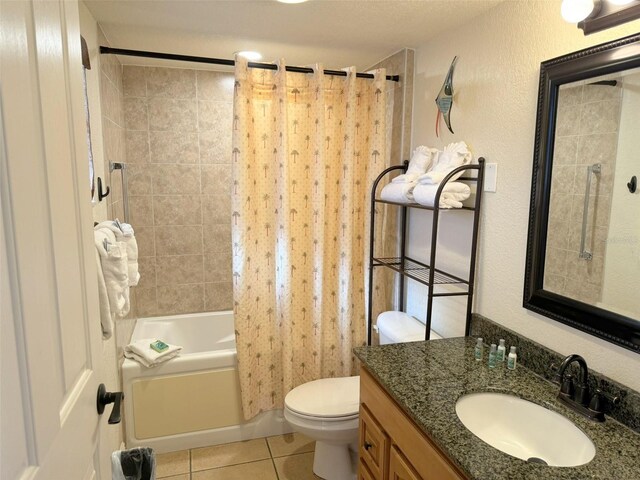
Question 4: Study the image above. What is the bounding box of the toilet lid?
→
[285,376,360,418]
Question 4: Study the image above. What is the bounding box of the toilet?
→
[376,310,443,344]
[284,375,360,480]
[284,312,439,479]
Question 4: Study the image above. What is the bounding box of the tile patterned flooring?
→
[156,433,321,479]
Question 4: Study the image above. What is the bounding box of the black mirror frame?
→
[524,32,640,354]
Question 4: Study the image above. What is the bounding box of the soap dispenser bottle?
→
[474,338,483,361]
[507,346,517,370]
[488,344,497,368]
[497,339,506,362]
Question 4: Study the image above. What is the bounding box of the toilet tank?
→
[376,311,442,344]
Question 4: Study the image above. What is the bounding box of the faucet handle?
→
[588,389,620,421]
[560,374,575,398]
[549,363,561,383]
[589,389,620,410]
[574,382,589,406]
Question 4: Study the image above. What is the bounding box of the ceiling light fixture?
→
[562,0,640,34]
[561,0,595,23]
[235,51,263,62]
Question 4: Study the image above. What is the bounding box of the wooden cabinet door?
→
[359,405,389,480]
[359,460,378,480]
[360,369,467,480]
[389,446,422,480]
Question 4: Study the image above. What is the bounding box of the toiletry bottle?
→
[507,346,517,370]
[474,338,483,361]
[488,344,497,368]
[497,339,506,362]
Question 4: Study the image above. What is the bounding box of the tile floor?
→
[156,432,321,480]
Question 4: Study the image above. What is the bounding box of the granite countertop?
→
[353,337,640,480]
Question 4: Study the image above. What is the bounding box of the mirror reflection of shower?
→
[544,68,640,320]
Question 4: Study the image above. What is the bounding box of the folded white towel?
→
[98,220,140,286]
[418,141,472,185]
[380,181,417,203]
[413,182,471,209]
[94,227,130,317]
[95,247,113,339]
[391,172,420,184]
[406,145,439,175]
[124,338,182,368]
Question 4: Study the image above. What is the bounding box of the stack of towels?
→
[380,142,473,208]
[124,339,182,368]
[94,220,140,339]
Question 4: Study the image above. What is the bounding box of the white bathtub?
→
[122,311,291,453]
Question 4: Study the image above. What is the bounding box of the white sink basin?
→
[455,392,595,467]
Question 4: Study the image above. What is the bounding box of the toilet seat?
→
[285,408,359,423]
[284,376,361,479]
[284,376,360,419]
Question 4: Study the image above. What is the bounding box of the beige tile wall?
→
[122,65,234,317]
[98,30,127,224]
[545,81,621,303]
[97,31,138,349]
[368,48,415,165]
[366,49,415,337]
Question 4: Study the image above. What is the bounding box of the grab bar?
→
[109,162,129,223]
[579,163,601,261]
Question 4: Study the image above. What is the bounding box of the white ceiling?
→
[85,0,503,71]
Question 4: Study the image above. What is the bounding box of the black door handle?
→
[97,383,124,424]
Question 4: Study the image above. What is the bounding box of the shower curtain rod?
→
[99,46,400,82]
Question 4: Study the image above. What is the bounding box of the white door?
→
[1,0,110,478]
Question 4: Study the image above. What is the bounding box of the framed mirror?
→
[524,33,640,353]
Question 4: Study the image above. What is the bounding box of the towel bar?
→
[109,162,129,223]
[579,163,601,261]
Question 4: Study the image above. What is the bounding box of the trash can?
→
[112,447,155,480]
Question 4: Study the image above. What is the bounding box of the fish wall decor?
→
[435,56,458,137]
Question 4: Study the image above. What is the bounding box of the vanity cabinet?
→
[359,368,467,480]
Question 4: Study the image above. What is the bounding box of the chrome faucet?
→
[553,354,619,422]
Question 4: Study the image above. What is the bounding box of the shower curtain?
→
[232,57,390,418]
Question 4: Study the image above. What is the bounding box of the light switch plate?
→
[484,163,497,192]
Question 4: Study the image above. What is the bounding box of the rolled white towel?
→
[124,338,182,368]
[380,182,417,203]
[94,227,130,317]
[418,141,472,185]
[119,222,134,237]
[98,220,139,286]
[413,182,470,209]
[391,172,421,184]
[406,145,439,175]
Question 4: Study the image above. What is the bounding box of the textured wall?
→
[122,65,234,317]
[410,0,640,390]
